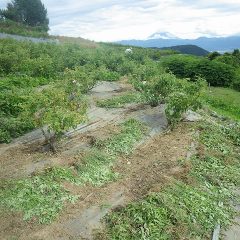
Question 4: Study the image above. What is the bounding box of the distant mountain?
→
[156,44,209,56]
[148,31,178,40]
[117,36,240,52]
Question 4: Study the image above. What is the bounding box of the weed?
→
[75,150,118,186]
[106,181,234,240]
[0,119,146,222]
[100,203,112,210]
[106,194,172,240]
[75,119,146,185]
[96,92,143,108]
[191,156,240,186]
[44,166,77,183]
[0,168,79,223]
[104,115,239,239]
[202,87,240,121]
[98,119,145,156]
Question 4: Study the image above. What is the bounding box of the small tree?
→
[232,49,240,57]
[24,81,87,153]
[207,51,221,61]
[0,0,49,30]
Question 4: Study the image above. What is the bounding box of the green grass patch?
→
[103,116,240,239]
[96,92,143,108]
[0,167,79,224]
[75,150,118,186]
[105,181,234,240]
[96,119,145,156]
[0,19,49,38]
[75,119,146,186]
[191,155,240,187]
[202,87,240,121]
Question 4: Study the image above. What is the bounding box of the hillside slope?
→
[155,44,209,56]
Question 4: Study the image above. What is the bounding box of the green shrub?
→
[0,116,34,143]
[21,54,54,77]
[132,71,206,126]
[94,66,120,81]
[162,55,238,88]
[63,66,97,93]
[23,82,87,152]
[0,129,11,143]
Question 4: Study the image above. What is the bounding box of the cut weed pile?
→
[0,168,78,224]
[96,92,143,108]
[0,119,146,223]
[75,119,146,186]
[103,114,240,240]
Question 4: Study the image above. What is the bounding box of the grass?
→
[103,115,240,240]
[96,92,143,108]
[105,182,234,240]
[0,19,49,38]
[0,119,146,222]
[0,167,78,224]
[75,150,118,186]
[100,119,145,155]
[202,87,240,121]
[75,119,146,186]
[56,35,97,48]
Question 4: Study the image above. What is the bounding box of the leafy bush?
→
[165,78,205,126]
[0,38,209,143]
[23,82,87,152]
[132,71,206,126]
[162,55,238,89]
[20,54,54,77]
[63,66,97,93]
[94,66,120,82]
[0,116,34,142]
[0,75,49,90]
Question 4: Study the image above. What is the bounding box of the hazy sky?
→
[1,0,240,41]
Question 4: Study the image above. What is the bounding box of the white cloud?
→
[1,0,240,41]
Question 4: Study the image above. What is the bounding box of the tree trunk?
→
[41,128,56,153]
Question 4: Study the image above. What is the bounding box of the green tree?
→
[232,49,240,57]
[0,0,49,30]
[23,81,87,153]
[207,51,221,61]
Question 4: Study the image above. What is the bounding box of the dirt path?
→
[0,80,194,240]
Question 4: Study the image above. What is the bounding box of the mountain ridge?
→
[154,44,209,56]
[117,35,240,52]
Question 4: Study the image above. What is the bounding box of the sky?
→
[0,0,240,41]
